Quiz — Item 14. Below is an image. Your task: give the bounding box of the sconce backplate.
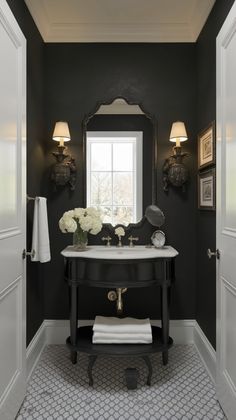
[163,149,188,192]
[51,148,76,190]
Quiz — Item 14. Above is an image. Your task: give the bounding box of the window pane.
[91,172,112,205]
[113,172,133,205]
[113,206,133,226]
[98,206,112,224]
[113,143,133,171]
[91,142,111,171]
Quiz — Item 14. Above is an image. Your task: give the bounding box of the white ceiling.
[24,0,216,43]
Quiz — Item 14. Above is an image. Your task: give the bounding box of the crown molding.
[190,0,215,41]
[43,22,194,43]
[24,0,50,39]
[24,0,215,43]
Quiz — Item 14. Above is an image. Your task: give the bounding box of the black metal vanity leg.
[70,282,78,364]
[161,283,169,366]
[163,288,171,366]
[161,261,170,366]
[162,350,168,366]
[142,356,153,386]
[71,351,77,364]
[88,355,98,386]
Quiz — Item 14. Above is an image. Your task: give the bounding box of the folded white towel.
[93,316,152,335]
[92,337,152,344]
[31,197,51,263]
[93,332,152,341]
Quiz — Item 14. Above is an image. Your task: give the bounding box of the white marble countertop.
[61,245,179,260]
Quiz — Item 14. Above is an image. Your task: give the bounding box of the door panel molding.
[216,3,236,418]
[0,1,26,418]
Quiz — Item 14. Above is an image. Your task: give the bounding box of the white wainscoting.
[26,319,216,384]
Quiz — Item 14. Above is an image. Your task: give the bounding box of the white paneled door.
[0,0,26,419]
[216,2,236,419]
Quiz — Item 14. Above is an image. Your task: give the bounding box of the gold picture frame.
[198,168,216,210]
[198,122,215,169]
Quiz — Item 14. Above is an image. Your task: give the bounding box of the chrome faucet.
[102,236,112,247]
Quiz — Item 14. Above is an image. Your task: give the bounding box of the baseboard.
[27,319,214,384]
[26,322,46,381]
[151,319,196,344]
[43,318,196,345]
[193,322,216,383]
[43,319,94,344]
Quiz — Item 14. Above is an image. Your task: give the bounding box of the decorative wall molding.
[194,322,216,383]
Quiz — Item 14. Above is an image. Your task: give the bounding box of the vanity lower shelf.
[66,326,173,386]
[66,326,173,356]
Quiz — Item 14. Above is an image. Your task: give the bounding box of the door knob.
[207,249,220,260]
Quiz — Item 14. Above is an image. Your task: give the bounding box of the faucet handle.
[102,236,112,246]
[128,235,139,247]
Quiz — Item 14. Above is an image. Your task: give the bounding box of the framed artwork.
[198,168,216,210]
[198,122,215,169]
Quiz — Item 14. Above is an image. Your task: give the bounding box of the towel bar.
[27,195,39,202]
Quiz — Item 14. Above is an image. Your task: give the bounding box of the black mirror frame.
[82,95,158,233]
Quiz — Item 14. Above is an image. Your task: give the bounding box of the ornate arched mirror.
[82,97,158,229]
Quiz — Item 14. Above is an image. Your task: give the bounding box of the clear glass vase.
[73,225,88,251]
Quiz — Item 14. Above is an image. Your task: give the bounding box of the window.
[86,131,143,226]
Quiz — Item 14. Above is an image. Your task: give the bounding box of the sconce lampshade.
[52,121,71,144]
[169,121,188,147]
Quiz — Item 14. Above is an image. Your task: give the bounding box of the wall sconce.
[163,121,189,192]
[51,121,76,190]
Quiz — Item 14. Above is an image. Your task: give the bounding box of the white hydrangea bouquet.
[59,207,102,251]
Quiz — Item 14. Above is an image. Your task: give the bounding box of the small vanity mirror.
[83,98,156,227]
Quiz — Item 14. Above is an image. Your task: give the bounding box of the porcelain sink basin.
[62,245,178,260]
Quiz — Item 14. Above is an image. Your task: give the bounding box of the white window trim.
[86,131,143,225]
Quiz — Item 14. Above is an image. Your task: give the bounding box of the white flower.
[79,215,93,232]
[115,226,125,237]
[59,215,77,233]
[74,208,85,218]
[59,217,67,233]
[63,210,75,218]
[59,206,102,236]
[90,220,102,235]
[86,207,101,218]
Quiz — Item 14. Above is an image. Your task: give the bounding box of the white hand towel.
[31,197,51,263]
[93,332,152,340]
[93,332,152,344]
[93,316,152,335]
[92,336,152,344]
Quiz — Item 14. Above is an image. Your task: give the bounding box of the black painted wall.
[196,0,235,349]
[6,0,45,344]
[7,0,233,347]
[43,43,197,322]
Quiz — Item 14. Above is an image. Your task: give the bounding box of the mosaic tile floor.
[16,345,226,420]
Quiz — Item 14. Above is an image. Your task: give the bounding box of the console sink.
[61,245,178,260]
